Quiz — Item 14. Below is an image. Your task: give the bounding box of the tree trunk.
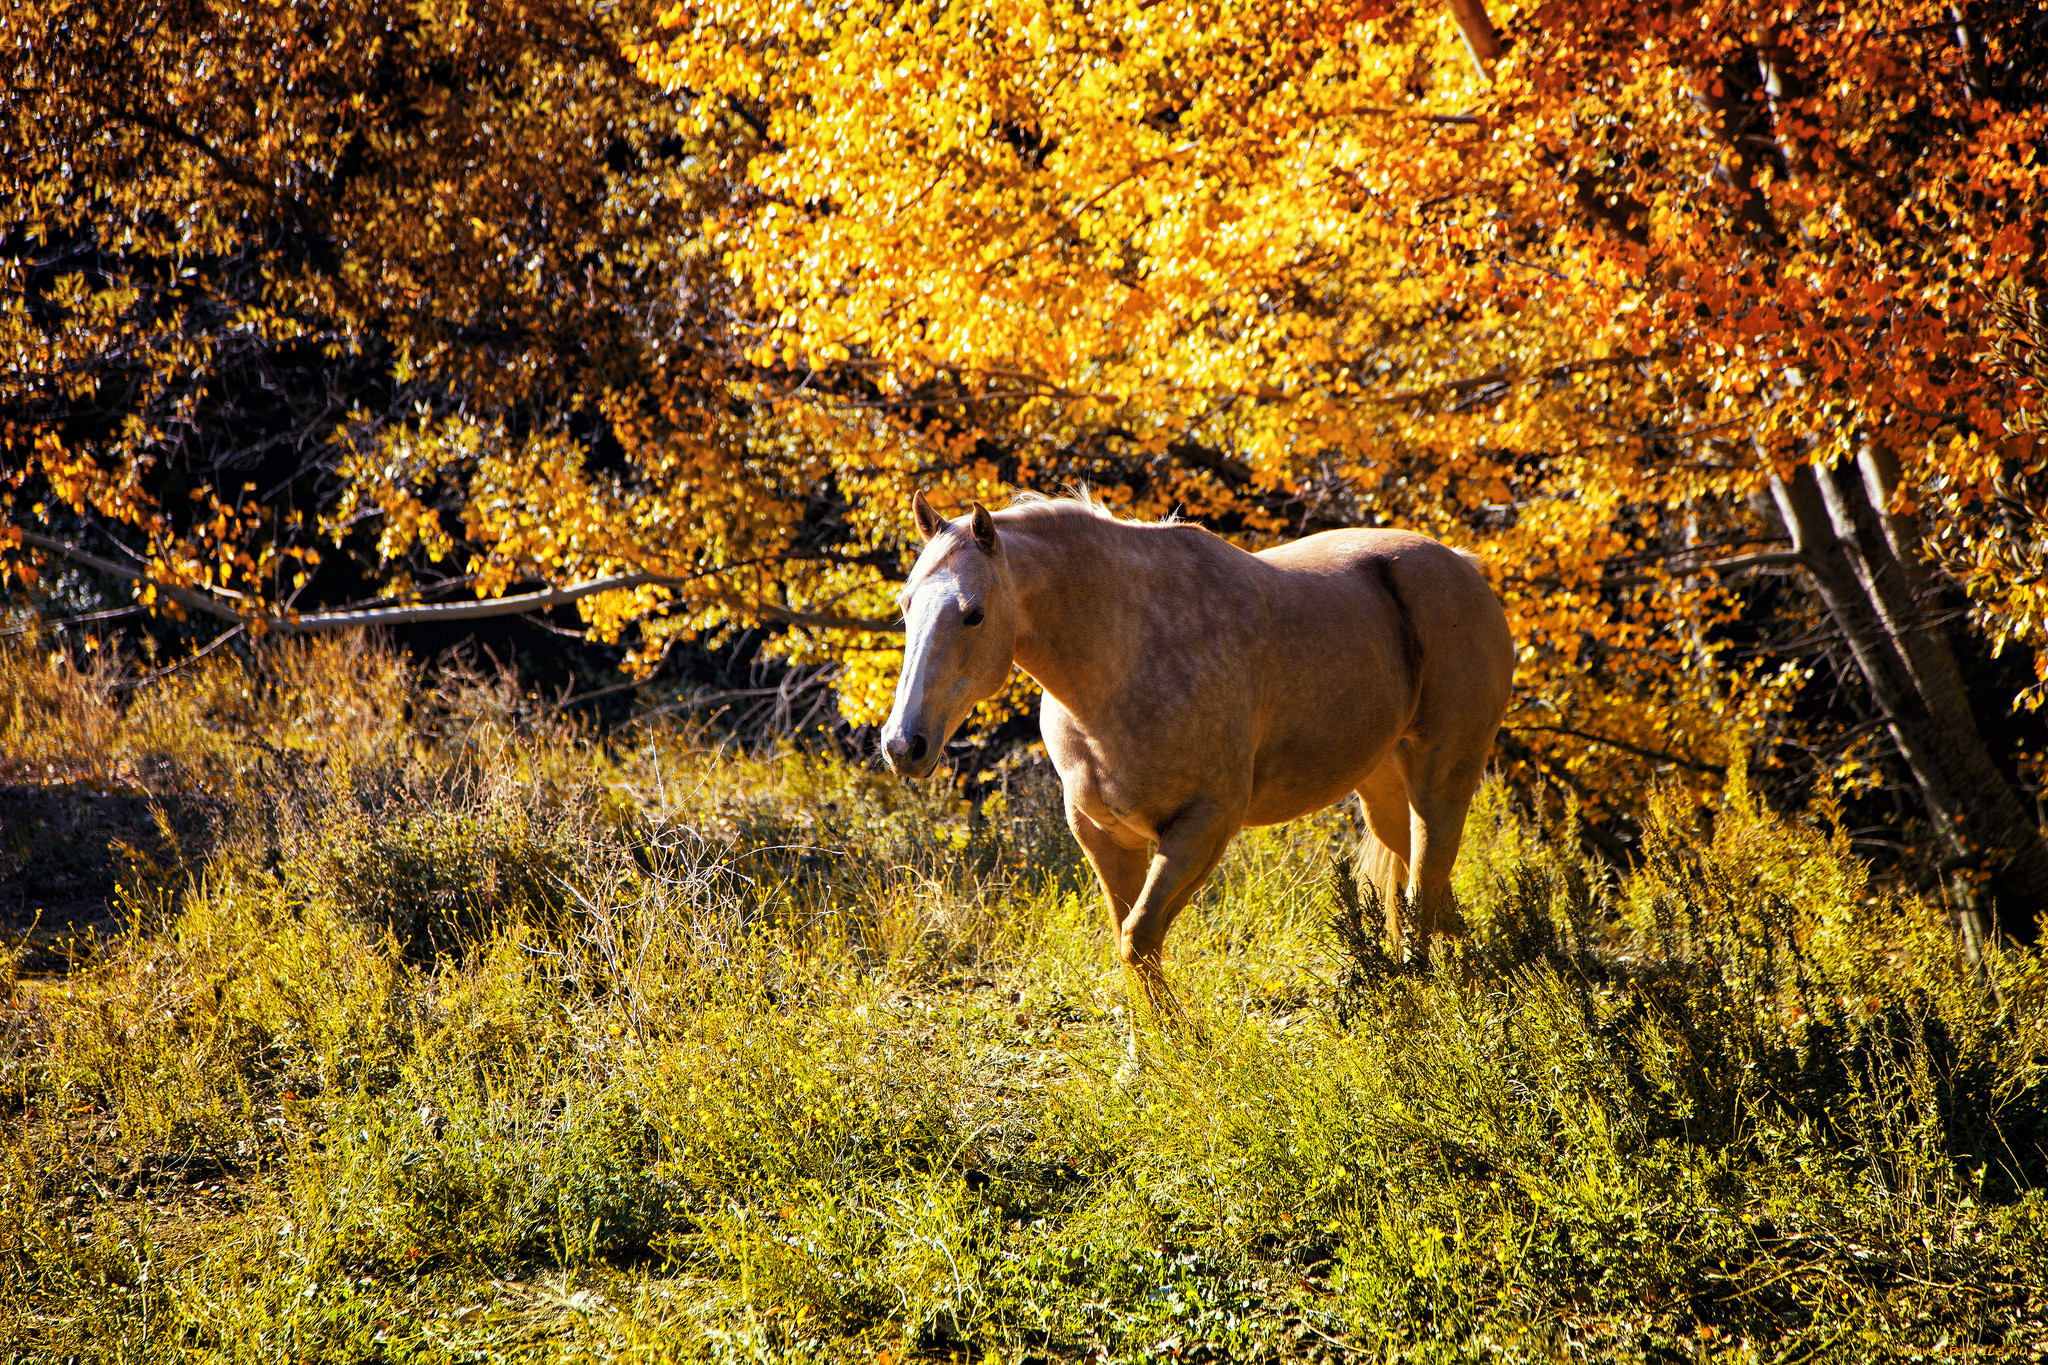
[1771,453,2048,944]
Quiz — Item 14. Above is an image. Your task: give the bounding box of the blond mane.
[1006,488,1178,524]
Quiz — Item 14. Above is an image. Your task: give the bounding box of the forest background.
[7,0,2048,929]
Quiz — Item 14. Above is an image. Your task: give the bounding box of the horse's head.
[881,490,1018,779]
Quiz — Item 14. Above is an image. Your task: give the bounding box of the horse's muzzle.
[882,729,940,780]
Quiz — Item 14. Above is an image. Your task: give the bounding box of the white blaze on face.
[891,566,958,730]
[882,557,972,775]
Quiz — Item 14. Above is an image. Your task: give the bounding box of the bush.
[314,801,586,962]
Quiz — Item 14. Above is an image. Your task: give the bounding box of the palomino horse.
[880,491,1513,990]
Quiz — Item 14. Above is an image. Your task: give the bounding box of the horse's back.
[1256,527,1486,596]
[1254,527,1506,658]
[1232,527,1512,823]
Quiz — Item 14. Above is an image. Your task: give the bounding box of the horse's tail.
[1355,828,1410,948]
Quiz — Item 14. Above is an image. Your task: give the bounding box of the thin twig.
[111,623,247,692]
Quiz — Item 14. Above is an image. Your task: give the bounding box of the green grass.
[4,633,2048,1362]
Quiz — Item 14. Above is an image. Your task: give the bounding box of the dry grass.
[4,630,2048,1363]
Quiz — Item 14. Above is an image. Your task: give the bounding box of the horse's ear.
[912,489,946,542]
[969,502,998,554]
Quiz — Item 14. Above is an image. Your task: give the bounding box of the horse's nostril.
[907,734,928,763]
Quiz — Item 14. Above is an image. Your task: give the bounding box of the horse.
[879,490,1514,998]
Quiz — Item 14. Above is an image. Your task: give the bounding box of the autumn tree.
[2,0,913,674]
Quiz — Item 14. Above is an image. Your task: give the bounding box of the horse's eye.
[963,607,985,627]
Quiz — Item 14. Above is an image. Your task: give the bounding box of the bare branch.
[1700,550,1809,574]
[112,623,247,691]
[758,602,903,634]
[1506,722,1728,775]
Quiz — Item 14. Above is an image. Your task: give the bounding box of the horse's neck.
[1004,514,1148,716]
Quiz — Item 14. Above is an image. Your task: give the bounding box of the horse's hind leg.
[1354,759,1414,948]
[1402,741,1492,954]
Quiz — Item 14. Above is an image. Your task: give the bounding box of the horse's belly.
[1242,745,1388,827]
[1241,700,1405,826]
[1242,778,1364,828]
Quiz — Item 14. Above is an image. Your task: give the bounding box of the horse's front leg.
[1067,803,1151,944]
[1118,798,1242,1018]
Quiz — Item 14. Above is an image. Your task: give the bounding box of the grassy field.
[4,634,2048,1363]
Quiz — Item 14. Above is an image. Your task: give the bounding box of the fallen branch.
[14,528,905,637]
